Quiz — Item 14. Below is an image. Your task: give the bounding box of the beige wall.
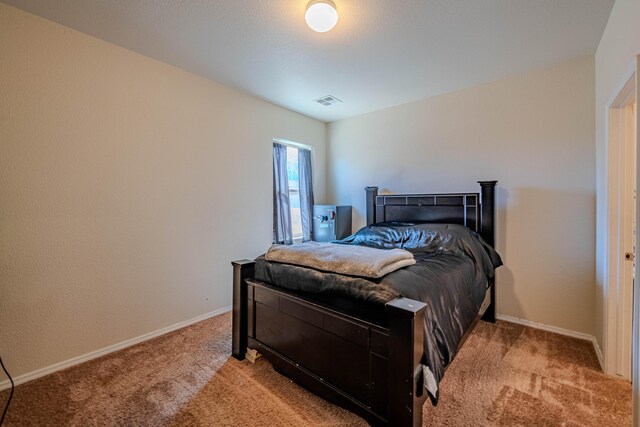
[0,4,326,379]
[328,57,596,335]
[594,0,640,357]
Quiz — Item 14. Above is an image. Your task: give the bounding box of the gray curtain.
[273,143,292,244]
[298,148,314,242]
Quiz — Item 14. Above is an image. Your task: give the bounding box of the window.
[273,141,314,244]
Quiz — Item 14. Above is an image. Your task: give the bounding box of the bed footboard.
[231,259,429,426]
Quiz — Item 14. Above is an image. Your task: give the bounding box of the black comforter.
[255,222,502,403]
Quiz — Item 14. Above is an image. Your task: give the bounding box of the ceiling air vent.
[315,95,342,106]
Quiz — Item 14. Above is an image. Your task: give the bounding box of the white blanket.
[265,242,415,279]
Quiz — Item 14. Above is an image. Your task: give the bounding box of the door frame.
[605,65,637,380]
[604,56,639,425]
[633,55,640,427]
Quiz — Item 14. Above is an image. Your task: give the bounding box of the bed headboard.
[365,181,497,246]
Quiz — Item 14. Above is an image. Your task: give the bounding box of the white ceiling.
[2,0,615,122]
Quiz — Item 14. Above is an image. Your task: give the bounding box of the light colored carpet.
[424,320,631,426]
[1,312,631,426]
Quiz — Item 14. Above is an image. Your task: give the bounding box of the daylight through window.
[286,146,303,239]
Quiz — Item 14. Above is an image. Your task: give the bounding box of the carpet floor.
[1,312,631,426]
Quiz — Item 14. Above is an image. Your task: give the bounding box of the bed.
[231,181,500,426]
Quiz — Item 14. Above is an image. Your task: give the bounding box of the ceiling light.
[305,1,338,33]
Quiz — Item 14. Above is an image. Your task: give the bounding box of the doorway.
[606,72,637,380]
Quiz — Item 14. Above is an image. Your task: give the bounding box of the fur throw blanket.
[265,241,415,278]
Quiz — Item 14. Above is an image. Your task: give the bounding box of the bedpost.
[478,180,497,324]
[232,259,255,360]
[386,297,428,426]
[478,180,497,247]
[365,186,378,226]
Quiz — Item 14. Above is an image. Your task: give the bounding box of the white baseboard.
[0,306,232,391]
[496,314,604,371]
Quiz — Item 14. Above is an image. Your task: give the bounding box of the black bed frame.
[231,181,497,426]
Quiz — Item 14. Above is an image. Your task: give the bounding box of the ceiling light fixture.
[305,0,338,33]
